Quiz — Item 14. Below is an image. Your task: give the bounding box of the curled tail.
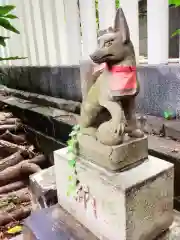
[96,100,126,146]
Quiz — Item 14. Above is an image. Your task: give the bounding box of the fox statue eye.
[104,40,113,47]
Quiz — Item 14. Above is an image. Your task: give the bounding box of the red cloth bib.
[92,63,137,96]
[109,65,137,96]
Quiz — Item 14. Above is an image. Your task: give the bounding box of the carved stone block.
[30,166,57,210]
[54,148,174,240]
[78,134,148,171]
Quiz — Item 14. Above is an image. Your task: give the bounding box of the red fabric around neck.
[107,64,137,95]
[110,65,136,73]
[92,63,137,96]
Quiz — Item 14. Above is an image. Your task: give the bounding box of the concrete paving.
[10,235,23,240]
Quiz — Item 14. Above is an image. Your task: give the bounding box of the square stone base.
[54,148,174,240]
[78,134,148,171]
[30,167,57,210]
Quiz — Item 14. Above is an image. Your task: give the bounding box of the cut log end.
[0,206,31,226]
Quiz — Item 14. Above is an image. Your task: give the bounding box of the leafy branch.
[169,0,180,6]
[67,125,81,197]
[0,5,25,61]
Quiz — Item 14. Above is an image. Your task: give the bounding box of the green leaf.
[171,29,180,37]
[0,5,16,16]
[0,36,9,47]
[68,152,75,159]
[67,139,74,146]
[68,175,73,181]
[4,14,18,19]
[72,124,80,131]
[69,131,77,137]
[169,0,180,6]
[164,111,169,119]
[69,183,76,191]
[0,56,27,61]
[7,225,22,234]
[67,138,77,148]
[67,145,73,152]
[67,183,77,196]
[0,17,20,34]
[68,159,76,167]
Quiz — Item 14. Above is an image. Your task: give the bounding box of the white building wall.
[0,0,171,66]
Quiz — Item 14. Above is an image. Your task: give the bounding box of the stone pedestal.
[54,148,174,240]
[30,167,57,210]
[78,134,148,171]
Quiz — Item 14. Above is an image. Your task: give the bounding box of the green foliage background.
[169,0,180,6]
[0,5,24,61]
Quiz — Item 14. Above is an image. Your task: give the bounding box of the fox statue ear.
[108,26,114,32]
[114,8,130,43]
[98,26,114,38]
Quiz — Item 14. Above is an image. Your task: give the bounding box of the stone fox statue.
[80,8,144,146]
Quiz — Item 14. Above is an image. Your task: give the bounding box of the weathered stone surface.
[54,148,174,240]
[159,211,180,239]
[148,135,180,159]
[136,65,180,117]
[16,209,180,240]
[148,135,180,211]
[164,120,180,141]
[1,96,37,109]
[25,125,64,156]
[78,134,148,171]
[0,95,76,143]
[0,85,81,113]
[1,65,180,116]
[0,66,82,102]
[30,166,57,210]
[23,205,98,240]
[145,115,165,135]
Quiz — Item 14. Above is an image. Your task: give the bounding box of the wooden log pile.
[0,111,47,237]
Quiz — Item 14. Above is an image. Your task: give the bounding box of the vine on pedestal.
[67,124,80,198]
[66,125,97,218]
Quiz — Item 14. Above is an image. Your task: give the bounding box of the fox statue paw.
[128,129,144,138]
[96,121,125,146]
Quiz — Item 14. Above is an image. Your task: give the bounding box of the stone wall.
[137,65,180,117]
[1,65,180,118]
[0,66,81,102]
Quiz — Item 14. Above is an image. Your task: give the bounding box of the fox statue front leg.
[122,97,144,138]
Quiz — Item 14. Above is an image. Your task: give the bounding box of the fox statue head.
[90,8,135,66]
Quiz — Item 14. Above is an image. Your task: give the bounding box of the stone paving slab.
[148,135,180,210]
[18,209,180,240]
[164,120,180,141]
[158,211,180,239]
[11,235,23,240]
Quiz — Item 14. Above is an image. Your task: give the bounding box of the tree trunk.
[0,188,30,204]
[0,140,35,157]
[0,118,20,125]
[0,206,31,226]
[0,181,26,194]
[0,124,22,134]
[0,151,24,171]
[0,130,26,144]
[29,154,46,165]
[0,113,12,121]
[0,161,41,186]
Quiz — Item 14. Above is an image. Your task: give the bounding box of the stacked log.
[0,111,47,237]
